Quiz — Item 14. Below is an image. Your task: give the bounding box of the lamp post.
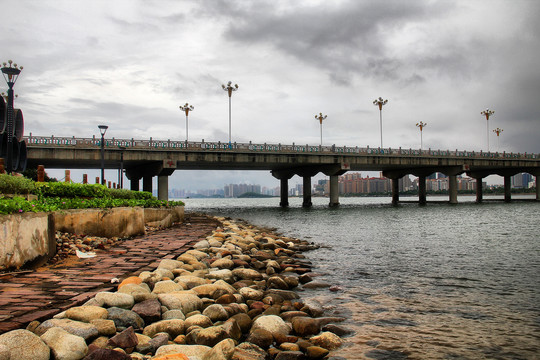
[1,60,23,174]
[118,146,126,188]
[179,103,194,142]
[493,127,503,152]
[98,125,108,185]
[480,108,494,152]
[314,113,327,146]
[222,81,238,145]
[373,97,388,148]
[416,121,427,150]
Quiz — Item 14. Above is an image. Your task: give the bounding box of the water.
[183,195,540,359]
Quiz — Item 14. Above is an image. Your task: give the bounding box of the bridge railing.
[23,134,539,160]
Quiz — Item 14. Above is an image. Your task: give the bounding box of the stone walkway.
[0,213,221,334]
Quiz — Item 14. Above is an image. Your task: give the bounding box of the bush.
[0,174,37,195]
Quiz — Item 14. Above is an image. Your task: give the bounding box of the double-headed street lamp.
[98,125,108,185]
[222,81,238,145]
[416,121,427,150]
[179,103,194,142]
[315,113,327,146]
[373,97,388,148]
[493,127,503,152]
[1,60,23,174]
[480,108,494,152]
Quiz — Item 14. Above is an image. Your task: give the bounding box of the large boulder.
[35,318,99,340]
[65,306,108,323]
[251,315,290,336]
[142,319,185,338]
[95,292,134,309]
[41,327,88,360]
[202,304,229,322]
[201,338,235,360]
[309,332,343,350]
[107,307,145,330]
[158,293,203,314]
[0,329,50,360]
[154,344,211,358]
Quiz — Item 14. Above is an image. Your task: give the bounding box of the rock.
[89,336,110,349]
[232,268,263,281]
[152,354,189,360]
[107,307,145,330]
[201,338,235,360]
[191,284,222,298]
[206,269,235,283]
[309,332,343,350]
[153,280,185,294]
[302,280,330,289]
[158,293,203,314]
[65,306,108,322]
[251,315,290,336]
[41,326,88,360]
[118,276,143,288]
[298,274,313,284]
[132,298,162,324]
[275,350,305,360]
[143,319,185,338]
[202,304,230,322]
[108,326,138,349]
[231,313,252,334]
[117,283,154,302]
[300,299,324,317]
[186,249,209,260]
[215,293,237,304]
[263,289,299,301]
[267,276,289,290]
[279,343,300,351]
[82,348,131,359]
[135,332,168,354]
[158,259,184,271]
[176,275,210,289]
[239,287,264,301]
[211,258,234,269]
[321,324,353,337]
[163,309,186,320]
[0,329,50,360]
[90,319,117,336]
[184,314,213,329]
[35,318,99,340]
[192,240,210,249]
[195,326,228,347]
[95,292,134,309]
[0,344,8,360]
[246,328,273,349]
[232,342,268,360]
[154,344,211,358]
[306,346,329,359]
[280,311,309,322]
[291,317,320,336]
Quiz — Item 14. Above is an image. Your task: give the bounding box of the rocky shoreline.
[0,216,351,360]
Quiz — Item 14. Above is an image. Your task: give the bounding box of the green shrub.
[0,174,37,195]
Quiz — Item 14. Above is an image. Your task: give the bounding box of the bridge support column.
[536,175,539,201]
[329,175,339,207]
[476,178,483,203]
[449,175,458,204]
[158,175,169,201]
[143,175,153,193]
[280,178,289,207]
[391,177,400,205]
[504,175,511,202]
[302,176,312,208]
[130,178,140,191]
[418,175,427,205]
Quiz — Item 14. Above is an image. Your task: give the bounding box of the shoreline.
[0,213,352,360]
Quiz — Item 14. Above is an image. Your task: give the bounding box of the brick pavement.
[0,213,221,334]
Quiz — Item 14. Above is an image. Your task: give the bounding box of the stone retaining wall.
[0,206,184,270]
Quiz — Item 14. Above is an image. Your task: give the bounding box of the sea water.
[184,195,539,359]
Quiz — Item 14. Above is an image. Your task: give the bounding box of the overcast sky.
[2,0,539,190]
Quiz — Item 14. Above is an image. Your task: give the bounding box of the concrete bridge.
[24,135,540,206]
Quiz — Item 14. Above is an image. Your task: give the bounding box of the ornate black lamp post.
[315,113,327,146]
[373,97,388,148]
[493,127,503,152]
[480,108,494,151]
[222,81,238,145]
[98,125,108,185]
[416,121,427,150]
[1,60,23,173]
[179,103,194,141]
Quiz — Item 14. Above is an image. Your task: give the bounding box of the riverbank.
[0,213,351,359]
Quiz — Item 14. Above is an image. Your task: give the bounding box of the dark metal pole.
[6,86,14,173]
[100,133,105,185]
[120,150,124,188]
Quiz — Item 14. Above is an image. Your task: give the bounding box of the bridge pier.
[329,175,339,207]
[391,178,399,205]
[302,176,312,208]
[418,175,427,205]
[158,175,168,201]
[143,175,153,193]
[537,175,540,201]
[504,175,512,202]
[271,170,294,208]
[476,178,483,203]
[449,175,458,204]
[130,178,140,191]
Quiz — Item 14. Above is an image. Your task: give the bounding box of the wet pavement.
[0,214,220,334]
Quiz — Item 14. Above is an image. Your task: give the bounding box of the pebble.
[2,216,352,359]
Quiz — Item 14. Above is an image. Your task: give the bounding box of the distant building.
[512,172,533,189]
[224,183,262,197]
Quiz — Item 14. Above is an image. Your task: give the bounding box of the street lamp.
[416,121,427,150]
[315,113,327,146]
[222,81,238,145]
[1,60,23,173]
[118,146,126,188]
[179,103,194,142]
[480,108,494,152]
[373,97,388,148]
[493,127,503,152]
[98,125,108,185]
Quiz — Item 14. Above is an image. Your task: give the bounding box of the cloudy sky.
[2,0,539,190]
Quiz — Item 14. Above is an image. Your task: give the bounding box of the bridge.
[24,134,540,207]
